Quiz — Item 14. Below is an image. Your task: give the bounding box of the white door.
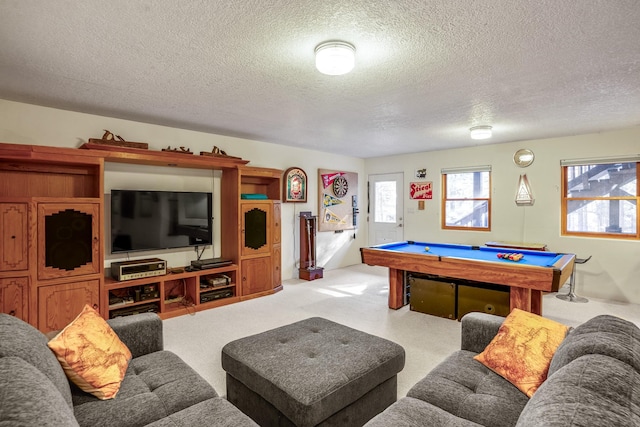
[368,173,404,246]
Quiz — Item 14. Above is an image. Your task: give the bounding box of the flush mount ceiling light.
[470,125,493,140]
[315,41,356,76]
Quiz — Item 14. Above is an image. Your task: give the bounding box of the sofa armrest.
[107,313,163,358]
[460,312,504,353]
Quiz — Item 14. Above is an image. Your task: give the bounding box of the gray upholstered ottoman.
[221,317,405,427]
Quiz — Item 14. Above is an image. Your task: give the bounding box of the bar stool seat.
[556,256,591,303]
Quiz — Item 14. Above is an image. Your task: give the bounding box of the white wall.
[2,99,638,305]
[0,99,366,281]
[365,127,640,304]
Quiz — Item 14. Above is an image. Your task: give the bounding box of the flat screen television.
[110,190,213,254]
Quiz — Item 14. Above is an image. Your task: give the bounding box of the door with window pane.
[368,173,404,245]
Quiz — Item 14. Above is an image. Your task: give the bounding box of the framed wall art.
[283,167,308,202]
[318,168,358,232]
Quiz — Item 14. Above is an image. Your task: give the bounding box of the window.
[442,166,491,230]
[374,180,397,223]
[562,156,639,239]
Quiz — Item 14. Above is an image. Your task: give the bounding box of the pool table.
[360,241,575,315]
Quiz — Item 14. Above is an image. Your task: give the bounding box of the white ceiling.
[1,1,639,158]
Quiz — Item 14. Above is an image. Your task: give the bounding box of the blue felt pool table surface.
[377,241,564,267]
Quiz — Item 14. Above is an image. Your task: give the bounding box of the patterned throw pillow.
[48,304,132,400]
[474,308,569,397]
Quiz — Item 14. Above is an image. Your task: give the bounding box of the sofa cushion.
[0,313,73,409]
[407,350,529,427]
[474,308,569,397]
[0,356,79,427]
[548,314,640,377]
[72,350,217,427]
[365,396,484,427]
[144,397,259,427]
[48,304,132,400]
[517,354,640,426]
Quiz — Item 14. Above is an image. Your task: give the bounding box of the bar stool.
[556,256,592,303]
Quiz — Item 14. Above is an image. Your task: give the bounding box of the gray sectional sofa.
[365,311,640,427]
[0,312,257,427]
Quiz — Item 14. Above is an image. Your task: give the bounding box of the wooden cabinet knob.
[11,235,16,239]
[9,310,16,316]
[92,304,99,310]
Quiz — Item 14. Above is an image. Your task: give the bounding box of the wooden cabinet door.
[0,203,28,271]
[272,245,281,289]
[241,202,272,257]
[272,201,281,245]
[241,257,272,296]
[0,277,29,321]
[272,201,281,289]
[38,279,99,332]
[37,203,100,280]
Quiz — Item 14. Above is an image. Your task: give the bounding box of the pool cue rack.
[299,212,323,281]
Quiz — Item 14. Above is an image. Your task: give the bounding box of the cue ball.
[424,246,430,251]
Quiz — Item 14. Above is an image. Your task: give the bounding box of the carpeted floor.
[163,263,640,398]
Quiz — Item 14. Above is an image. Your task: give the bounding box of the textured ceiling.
[1,1,639,158]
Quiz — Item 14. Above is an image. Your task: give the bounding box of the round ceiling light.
[470,125,493,140]
[315,41,356,76]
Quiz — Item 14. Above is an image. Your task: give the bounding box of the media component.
[111,258,167,281]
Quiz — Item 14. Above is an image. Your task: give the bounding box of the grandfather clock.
[299,212,323,281]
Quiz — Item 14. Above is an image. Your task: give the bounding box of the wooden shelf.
[105,264,239,319]
[80,143,250,169]
[109,298,160,310]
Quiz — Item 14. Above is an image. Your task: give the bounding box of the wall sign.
[283,167,307,202]
[409,181,433,199]
[515,174,534,205]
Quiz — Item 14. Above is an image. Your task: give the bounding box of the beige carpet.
[163,264,640,398]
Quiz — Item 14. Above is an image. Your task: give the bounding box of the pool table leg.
[388,268,405,309]
[510,288,542,315]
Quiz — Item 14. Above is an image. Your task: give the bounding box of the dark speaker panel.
[45,209,92,271]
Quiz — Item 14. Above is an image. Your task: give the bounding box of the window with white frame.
[561,156,639,238]
[441,166,491,230]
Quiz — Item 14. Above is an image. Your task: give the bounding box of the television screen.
[110,190,213,254]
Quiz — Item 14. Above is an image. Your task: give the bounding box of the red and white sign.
[409,181,433,199]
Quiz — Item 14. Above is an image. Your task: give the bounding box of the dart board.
[332,176,349,198]
[318,169,358,232]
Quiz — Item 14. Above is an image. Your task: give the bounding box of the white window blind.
[441,165,492,174]
[560,155,640,167]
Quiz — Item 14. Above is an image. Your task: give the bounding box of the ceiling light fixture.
[470,125,493,140]
[315,41,356,76]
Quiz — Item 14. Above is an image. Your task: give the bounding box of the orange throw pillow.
[48,304,132,400]
[474,308,569,397]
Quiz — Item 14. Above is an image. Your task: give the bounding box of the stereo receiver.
[111,258,167,281]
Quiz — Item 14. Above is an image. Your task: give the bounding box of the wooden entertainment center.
[0,142,282,332]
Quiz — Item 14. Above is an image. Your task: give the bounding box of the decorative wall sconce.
[514,149,535,167]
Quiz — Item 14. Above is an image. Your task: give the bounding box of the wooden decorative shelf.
[80,143,249,169]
